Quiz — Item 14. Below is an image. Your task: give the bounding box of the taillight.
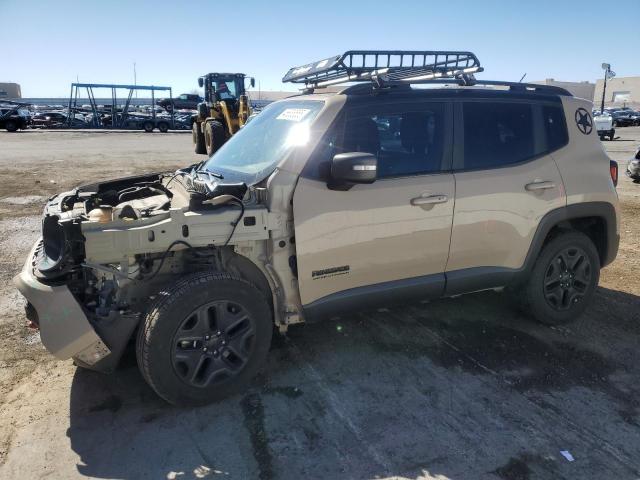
[610,160,618,187]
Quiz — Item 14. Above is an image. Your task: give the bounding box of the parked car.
[156,93,202,111]
[31,111,85,128]
[0,105,31,131]
[611,110,636,127]
[626,147,640,183]
[594,112,615,140]
[628,111,640,126]
[14,50,620,406]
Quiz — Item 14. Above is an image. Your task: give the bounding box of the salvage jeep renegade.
[15,51,620,405]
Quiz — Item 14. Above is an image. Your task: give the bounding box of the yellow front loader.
[192,73,255,155]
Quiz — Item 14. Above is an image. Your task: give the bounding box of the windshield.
[215,80,237,100]
[202,99,324,184]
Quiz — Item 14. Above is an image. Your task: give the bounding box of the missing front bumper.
[13,240,111,365]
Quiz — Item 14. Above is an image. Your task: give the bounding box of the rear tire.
[5,120,18,132]
[143,121,154,133]
[193,122,206,154]
[136,272,273,406]
[609,130,615,141]
[157,121,169,133]
[522,231,600,326]
[204,121,225,156]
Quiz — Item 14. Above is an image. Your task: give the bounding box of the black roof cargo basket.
[282,50,483,89]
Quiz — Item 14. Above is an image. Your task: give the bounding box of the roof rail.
[474,80,572,96]
[338,79,573,97]
[282,50,483,90]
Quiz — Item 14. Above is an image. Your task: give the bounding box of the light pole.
[600,63,615,113]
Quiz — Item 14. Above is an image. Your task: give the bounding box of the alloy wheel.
[543,246,592,311]
[171,300,256,387]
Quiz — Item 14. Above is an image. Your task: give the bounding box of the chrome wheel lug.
[203,347,207,352]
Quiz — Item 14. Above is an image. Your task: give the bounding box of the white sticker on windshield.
[277,108,311,122]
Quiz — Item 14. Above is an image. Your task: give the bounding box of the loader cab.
[198,73,254,105]
[193,73,256,156]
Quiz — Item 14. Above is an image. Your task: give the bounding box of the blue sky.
[1,0,639,97]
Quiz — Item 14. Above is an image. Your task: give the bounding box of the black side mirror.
[329,152,377,189]
[250,77,255,88]
[198,77,204,88]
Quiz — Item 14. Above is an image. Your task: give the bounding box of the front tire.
[5,120,18,132]
[193,122,206,154]
[136,272,273,406]
[522,231,600,326]
[143,121,154,133]
[204,120,225,156]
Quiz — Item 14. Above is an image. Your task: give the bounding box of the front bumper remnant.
[13,241,110,365]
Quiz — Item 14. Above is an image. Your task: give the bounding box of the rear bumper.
[13,240,110,365]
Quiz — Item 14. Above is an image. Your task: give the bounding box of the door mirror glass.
[250,77,255,88]
[329,152,377,189]
[198,77,204,88]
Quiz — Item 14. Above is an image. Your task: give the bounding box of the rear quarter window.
[543,104,568,151]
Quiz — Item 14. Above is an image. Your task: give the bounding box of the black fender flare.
[520,201,619,275]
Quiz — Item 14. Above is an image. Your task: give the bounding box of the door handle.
[410,194,448,206]
[525,181,555,191]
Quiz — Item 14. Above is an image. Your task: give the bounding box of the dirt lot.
[0,129,638,480]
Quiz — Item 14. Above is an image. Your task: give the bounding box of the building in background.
[531,79,595,101]
[0,83,22,99]
[594,76,640,109]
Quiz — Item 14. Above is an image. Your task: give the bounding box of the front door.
[293,100,455,308]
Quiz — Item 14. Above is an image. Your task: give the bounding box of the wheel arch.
[521,202,619,277]
[222,251,275,311]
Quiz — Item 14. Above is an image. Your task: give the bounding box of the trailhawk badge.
[575,108,593,135]
[312,265,350,280]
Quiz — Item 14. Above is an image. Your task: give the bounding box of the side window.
[543,104,568,151]
[462,102,541,170]
[342,103,447,178]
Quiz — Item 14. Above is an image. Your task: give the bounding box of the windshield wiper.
[195,169,224,180]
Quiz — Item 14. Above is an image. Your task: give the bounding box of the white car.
[626,147,640,183]
[594,112,615,141]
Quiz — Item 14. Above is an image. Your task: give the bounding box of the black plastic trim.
[522,201,619,270]
[445,268,517,296]
[302,273,444,321]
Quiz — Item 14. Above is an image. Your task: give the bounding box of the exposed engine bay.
[31,166,277,369]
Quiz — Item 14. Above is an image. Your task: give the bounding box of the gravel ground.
[0,128,638,480]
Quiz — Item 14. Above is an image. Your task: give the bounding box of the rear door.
[293,99,455,307]
[446,98,567,293]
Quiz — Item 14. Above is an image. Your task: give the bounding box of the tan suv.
[14,51,620,405]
